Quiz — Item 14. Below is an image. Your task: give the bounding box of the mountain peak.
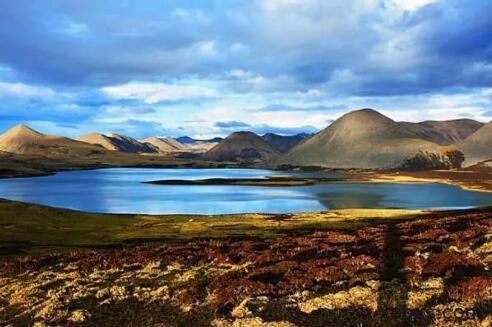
[229,131,258,138]
[2,124,43,138]
[339,108,392,122]
[330,108,397,135]
[203,131,279,162]
[225,131,263,142]
[106,132,126,139]
[276,108,440,169]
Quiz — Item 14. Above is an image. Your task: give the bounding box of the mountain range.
[78,133,220,154]
[78,133,158,154]
[278,109,440,169]
[175,136,223,152]
[0,125,104,157]
[277,109,488,169]
[0,108,490,169]
[399,119,484,145]
[261,133,310,153]
[176,136,224,144]
[202,131,281,163]
[140,137,187,153]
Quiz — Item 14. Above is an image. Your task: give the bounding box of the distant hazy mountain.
[261,133,310,153]
[276,109,446,169]
[175,136,223,152]
[0,124,103,157]
[202,131,280,163]
[78,133,157,154]
[140,137,186,153]
[399,119,483,145]
[176,136,223,144]
[458,122,492,166]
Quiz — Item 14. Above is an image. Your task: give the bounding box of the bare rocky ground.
[1,209,491,327]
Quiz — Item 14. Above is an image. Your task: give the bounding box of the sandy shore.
[366,169,492,193]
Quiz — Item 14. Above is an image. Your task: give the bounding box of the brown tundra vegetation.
[1,209,492,326]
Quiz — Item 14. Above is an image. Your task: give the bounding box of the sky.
[0,0,491,139]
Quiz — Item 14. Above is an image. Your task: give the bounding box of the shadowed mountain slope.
[458,122,492,166]
[202,131,280,163]
[77,133,120,151]
[262,133,310,153]
[141,137,186,153]
[78,133,157,154]
[400,119,483,145]
[276,109,446,169]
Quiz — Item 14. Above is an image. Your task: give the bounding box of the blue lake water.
[0,168,491,214]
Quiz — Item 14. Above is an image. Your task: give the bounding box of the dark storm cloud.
[0,1,217,85]
[0,0,491,93]
[348,0,492,95]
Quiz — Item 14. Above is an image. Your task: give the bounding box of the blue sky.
[0,0,491,138]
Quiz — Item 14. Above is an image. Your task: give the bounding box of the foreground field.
[0,199,420,256]
[0,201,491,326]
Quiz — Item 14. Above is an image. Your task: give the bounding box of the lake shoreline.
[0,197,429,257]
[367,169,492,193]
[2,196,492,257]
[2,151,491,194]
[143,170,492,194]
[2,167,491,215]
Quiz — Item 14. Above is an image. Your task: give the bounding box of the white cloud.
[341,89,492,123]
[385,0,437,12]
[222,70,299,93]
[197,41,218,57]
[101,82,217,104]
[0,81,58,99]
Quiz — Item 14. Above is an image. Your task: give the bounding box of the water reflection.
[316,191,386,210]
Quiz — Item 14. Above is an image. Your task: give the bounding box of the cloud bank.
[0,0,491,137]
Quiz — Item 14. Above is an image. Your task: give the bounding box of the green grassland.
[0,198,426,256]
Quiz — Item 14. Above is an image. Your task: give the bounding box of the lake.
[0,168,491,214]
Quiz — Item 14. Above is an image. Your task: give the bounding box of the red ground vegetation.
[1,209,491,326]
